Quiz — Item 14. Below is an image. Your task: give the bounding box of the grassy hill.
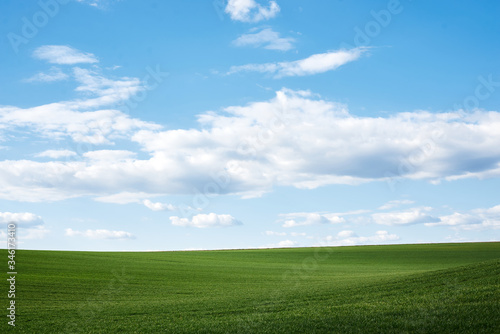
[2,242,499,333]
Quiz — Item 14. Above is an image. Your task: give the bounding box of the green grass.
[2,242,499,333]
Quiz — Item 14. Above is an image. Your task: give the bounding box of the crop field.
[1,242,499,333]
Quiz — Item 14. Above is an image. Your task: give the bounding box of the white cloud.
[378,199,415,210]
[35,149,77,159]
[233,27,294,51]
[228,47,367,78]
[280,212,345,227]
[170,213,242,228]
[372,207,440,226]
[0,212,44,227]
[33,45,98,65]
[225,0,279,22]
[25,67,69,83]
[65,228,134,239]
[143,199,176,211]
[1,65,159,145]
[71,67,144,109]
[0,105,158,144]
[320,230,400,246]
[3,84,500,203]
[426,204,500,230]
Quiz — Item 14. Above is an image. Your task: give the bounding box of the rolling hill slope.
[2,242,499,333]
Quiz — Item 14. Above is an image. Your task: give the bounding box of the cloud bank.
[2,89,500,202]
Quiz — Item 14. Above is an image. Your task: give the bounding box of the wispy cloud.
[25,66,69,83]
[378,199,415,210]
[225,0,280,23]
[33,45,98,65]
[233,27,295,51]
[170,213,242,228]
[1,64,159,145]
[65,228,135,239]
[228,47,367,78]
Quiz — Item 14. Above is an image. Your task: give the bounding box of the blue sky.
[1,0,499,251]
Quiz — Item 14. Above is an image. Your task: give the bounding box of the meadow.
[1,242,499,333]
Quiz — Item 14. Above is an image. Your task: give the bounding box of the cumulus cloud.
[225,0,280,22]
[280,212,345,227]
[321,230,400,246]
[169,213,242,228]
[228,48,367,78]
[35,149,77,159]
[2,86,500,203]
[0,212,44,227]
[65,228,134,239]
[33,45,98,65]
[25,67,69,83]
[372,207,440,226]
[143,199,176,211]
[233,27,294,51]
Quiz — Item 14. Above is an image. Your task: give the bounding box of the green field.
[2,242,499,333]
